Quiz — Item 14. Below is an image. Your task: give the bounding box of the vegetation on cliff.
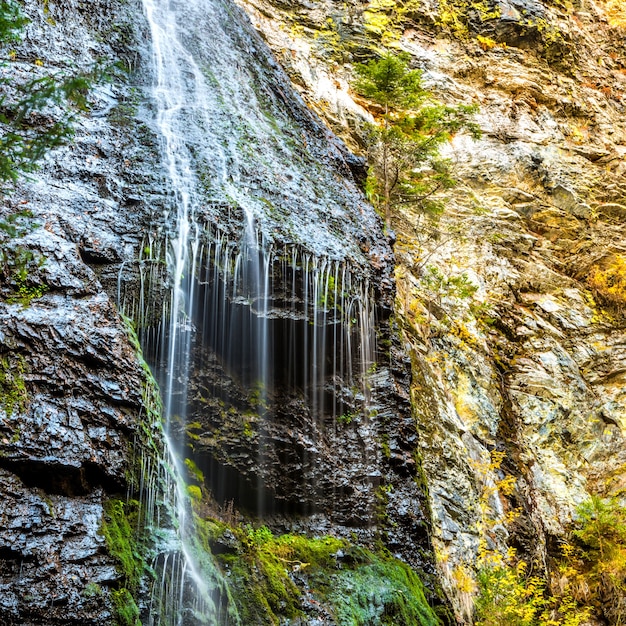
[195,518,443,626]
[352,51,479,229]
[101,499,143,626]
[0,0,100,304]
[473,495,626,625]
[0,0,98,185]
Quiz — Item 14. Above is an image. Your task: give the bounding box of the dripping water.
[118,0,381,621]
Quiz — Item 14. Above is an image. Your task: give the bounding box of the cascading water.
[119,0,386,622]
[138,0,237,623]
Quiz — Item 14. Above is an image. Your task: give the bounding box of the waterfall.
[118,0,381,622]
[138,0,234,623]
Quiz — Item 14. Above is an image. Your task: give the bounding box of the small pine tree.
[573,496,626,624]
[0,0,97,185]
[0,0,100,300]
[352,51,480,230]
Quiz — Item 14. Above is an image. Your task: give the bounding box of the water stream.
[125,0,380,622]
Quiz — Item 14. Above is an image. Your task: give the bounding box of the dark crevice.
[196,451,320,518]
[0,459,125,496]
[0,546,26,561]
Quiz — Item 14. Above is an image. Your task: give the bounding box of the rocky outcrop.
[232,0,626,620]
[0,0,160,623]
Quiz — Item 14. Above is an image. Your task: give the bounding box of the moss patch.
[101,499,144,626]
[110,588,141,626]
[212,525,441,626]
[0,354,28,417]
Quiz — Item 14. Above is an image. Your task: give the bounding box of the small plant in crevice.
[337,410,357,425]
[0,353,28,418]
[82,582,103,599]
[0,210,48,305]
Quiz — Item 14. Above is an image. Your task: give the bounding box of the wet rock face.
[0,471,115,625]
[161,252,434,571]
[185,324,421,524]
[129,0,424,575]
[0,280,147,623]
[0,0,159,623]
[0,287,141,491]
[3,0,432,622]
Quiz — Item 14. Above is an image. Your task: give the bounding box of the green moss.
[211,524,440,626]
[380,433,391,458]
[1,212,48,306]
[120,314,163,458]
[111,588,141,626]
[223,527,305,624]
[102,499,144,590]
[185,457,205,484]
[325,552,441,626]
[187,484,202,502]
[242,419,254,438]
[101,499,145,625]
[0,354,28,417]
[186,420,202,441]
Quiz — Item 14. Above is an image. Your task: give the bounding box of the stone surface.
[4,0,626,623]
[232,0,626,620]
[0,0,157,623]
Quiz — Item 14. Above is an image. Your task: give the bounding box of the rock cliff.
[0,0,162,623]
[232,0,626,620]
[2,0,626,624]
[1,0,437,623]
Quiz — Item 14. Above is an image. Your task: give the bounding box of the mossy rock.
[213,525,441,626]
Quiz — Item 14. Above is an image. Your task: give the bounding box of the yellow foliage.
[606,0,626,28]
[453,563,478,594]
[475,548,591,626]
[437,0,501,37]
[587,254,626,308]
[476,35,505,50]
[363,0,422,44]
